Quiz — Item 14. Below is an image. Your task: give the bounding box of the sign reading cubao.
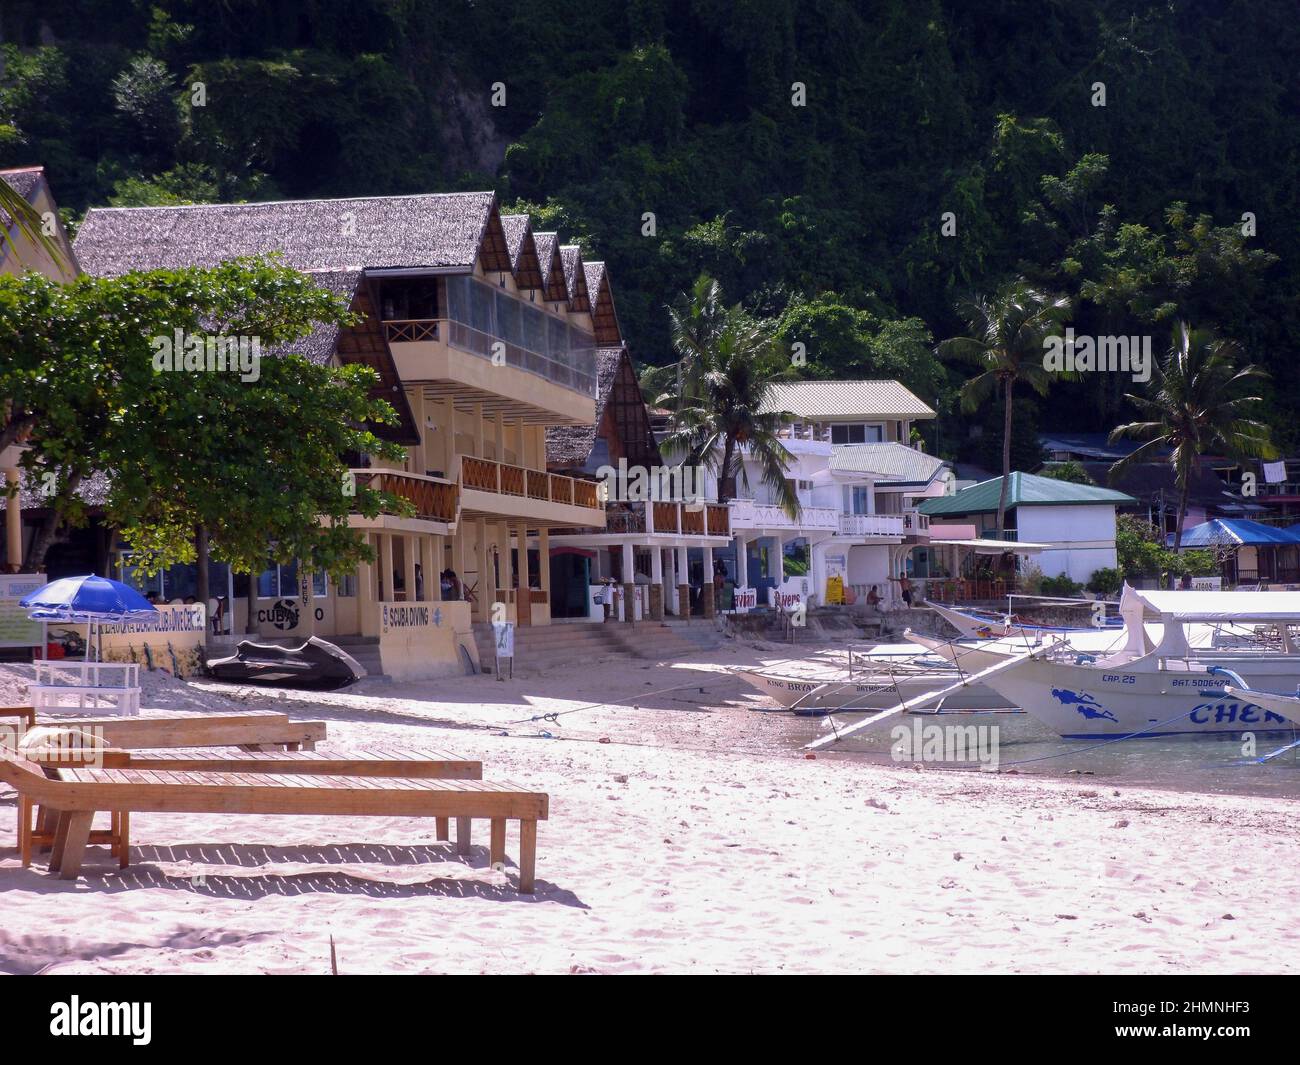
[0,573,46,648]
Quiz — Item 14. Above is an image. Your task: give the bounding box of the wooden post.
[455,816,471,856]
[519,820,537,894]
[56,812,96,880]
[490,818,506,866]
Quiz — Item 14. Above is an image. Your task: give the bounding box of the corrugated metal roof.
[761,380,935,420]
[1171,518,1300,548]
[830,442,946,485]
[919,471,1136,516]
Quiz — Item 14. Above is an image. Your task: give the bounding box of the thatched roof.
[533,232,570,304]
[584,261,621,345]
[560,245,590,312]
[500,213,544,291]
[267,269,364,365]
[546,348,626,468]
[73,191,504,276]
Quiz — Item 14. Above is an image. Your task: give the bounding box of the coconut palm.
[0,181,65,265]
[658,285,800,518]
[1108,321,1276,553]
[938,280,1073,535]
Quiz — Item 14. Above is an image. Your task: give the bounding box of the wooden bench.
[20,745,486,870]
[1,751,547,893]
[28,711,328,751]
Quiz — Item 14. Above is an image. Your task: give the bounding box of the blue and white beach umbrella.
[20,575,157,660]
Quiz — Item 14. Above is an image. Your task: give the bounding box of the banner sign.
[0,573,46,648]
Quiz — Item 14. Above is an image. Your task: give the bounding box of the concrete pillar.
[499,521,513,621]
[473,402,485,459]
[357,532,375,634]
[425,535,440,601]
[771,535,785,585]
[442,399,456,477]
[403,534,418,602]
[735,535,748,589]
[650,546,664,620]
[701,545,715,618]
[538,527,551,619]
[676,546,690,618]
[516,521,529,624]
[412,388,427,473]
[621,542,635,624]
[4,467,20,571]
[493,411,505,462]
[379,533,394,604]
[474,518,489,622]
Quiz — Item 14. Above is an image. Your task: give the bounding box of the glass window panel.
[548,316,567,359]
[470,280,494,334]
[257,567,278,597]
[495,290,521,346]
[446,275,468,322]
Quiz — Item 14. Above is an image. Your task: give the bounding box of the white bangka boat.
[928,601,1122,641]
[972,586,1300,738]
[735,659,1014,715]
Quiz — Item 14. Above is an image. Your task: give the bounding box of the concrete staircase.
[470,619,721,674]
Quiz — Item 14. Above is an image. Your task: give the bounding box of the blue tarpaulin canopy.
[1169,518,1300,549]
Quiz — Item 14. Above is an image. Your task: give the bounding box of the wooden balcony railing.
[383,319,440,343]
[652,501,679,533]
[681,507,705,535]
[458,456,602,511]
[350,469,458,523]
[706,504,730,537]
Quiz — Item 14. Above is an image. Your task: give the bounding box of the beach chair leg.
[490,818,506,867]
[49,811,74,873]
[109,812,119,856]
[518,820,537,894]
[56,812,95,880]
[36,805,56,851]
[455,816,471,856]
[436,816,449,841]
[119,811,129,869]
[19,795,32,868]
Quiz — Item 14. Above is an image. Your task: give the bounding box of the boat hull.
[736,669,1012,714]
[981,657,1299,738]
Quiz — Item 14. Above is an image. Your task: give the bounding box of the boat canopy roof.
[1121,584,1300,622]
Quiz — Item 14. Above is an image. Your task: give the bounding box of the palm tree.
[938,280,1073,536]
[658,279,800,518]
[0,180,66,265]
[1108,321,1276,553]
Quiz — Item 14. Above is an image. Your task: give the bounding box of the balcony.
[458,455,604,526]
[901,509,930,535]
[728,499,839,533]
[838,513,905,537]
[349,469,458,528]
[598,500,730,538]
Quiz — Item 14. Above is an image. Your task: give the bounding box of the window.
[256,561,328,598]
[376,278,439,321]
[830,424,885,445]
[850,486,872,515]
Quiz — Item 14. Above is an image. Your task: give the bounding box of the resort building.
[545,346,733,621]
[919,471,1135,588]
[70,191,619,677]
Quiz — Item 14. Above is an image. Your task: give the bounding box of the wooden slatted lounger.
[0,751,548,893]
[21,746,486,872]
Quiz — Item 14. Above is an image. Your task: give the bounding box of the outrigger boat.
[928,601,1122,641]
[970,586,1300,738]
[736,660,1014,715]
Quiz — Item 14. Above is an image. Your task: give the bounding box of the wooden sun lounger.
[0,751,548,892]
[27,710,328,751]
[21,746,487,869]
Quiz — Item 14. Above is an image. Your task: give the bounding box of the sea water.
[791,708,1300,799]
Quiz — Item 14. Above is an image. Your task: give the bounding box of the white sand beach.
[2,639,1297,975]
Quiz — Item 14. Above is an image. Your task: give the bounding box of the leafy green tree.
[1038,460,1093,484]
[658,276,799,516]
[1109,323,1275,552]
[939,280,1072,534]
[0,258,409,578]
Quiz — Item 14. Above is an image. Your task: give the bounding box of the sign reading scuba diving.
[0,573,46,647]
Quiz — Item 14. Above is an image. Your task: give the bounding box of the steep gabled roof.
[1,164,80,277]
[584,260,621,345]
[500,213,543,291]
[763,380,936,421]
[532,232,569,305]
[73,191,502,276]
[546,347,642,471]
[560,245,590,312]
[920,471,1136,516]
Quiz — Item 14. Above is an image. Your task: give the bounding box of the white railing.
[838,513,905,536]
[728,500,839,532]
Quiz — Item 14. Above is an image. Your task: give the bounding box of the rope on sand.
[501,679,724,727]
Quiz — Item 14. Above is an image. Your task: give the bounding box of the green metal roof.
[918,471,1136,516]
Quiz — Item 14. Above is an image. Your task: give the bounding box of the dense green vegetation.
[3,0,1297,460]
